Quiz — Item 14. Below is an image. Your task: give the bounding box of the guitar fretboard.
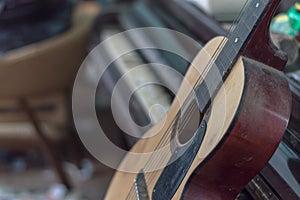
[196,0,273,113]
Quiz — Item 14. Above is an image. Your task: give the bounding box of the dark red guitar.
[105,0,292,199]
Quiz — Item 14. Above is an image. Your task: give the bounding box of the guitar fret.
[237,21,250,41]
[261,0,269,6]
[215,53,229,71]
[243,10,258,30]
[215,60,226,74]
[250,0,266,19]
[216,57,230,76]
[216,46,233,70]
[241,18,251,32]
[225,41,238,58]
[249,6,259,18]
[214,59,226,77]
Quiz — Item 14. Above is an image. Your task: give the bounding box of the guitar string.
[125,0,256,198]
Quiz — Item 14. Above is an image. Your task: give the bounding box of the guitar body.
[105,37,291,199]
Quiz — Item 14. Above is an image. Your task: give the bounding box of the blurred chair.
[0,2,100,189]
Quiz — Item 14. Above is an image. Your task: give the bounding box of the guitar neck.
[196,0,282,113]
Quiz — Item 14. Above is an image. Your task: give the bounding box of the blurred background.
[0,0,299,199]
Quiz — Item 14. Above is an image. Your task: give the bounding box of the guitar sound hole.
[177,99,203,145]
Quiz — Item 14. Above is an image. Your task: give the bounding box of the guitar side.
[104,37,291,200]
[183,57,291,199]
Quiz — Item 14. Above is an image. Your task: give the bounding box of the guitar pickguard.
[152,121,207,200]
[134,170,150,200]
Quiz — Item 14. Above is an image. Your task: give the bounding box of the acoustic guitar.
[105,0,292,199]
